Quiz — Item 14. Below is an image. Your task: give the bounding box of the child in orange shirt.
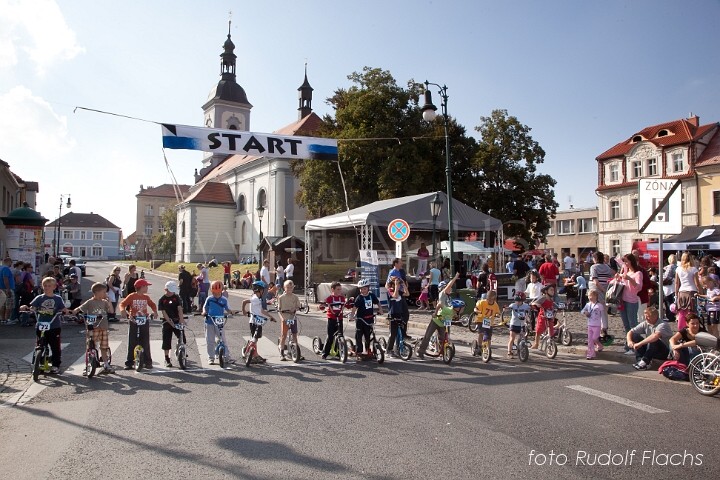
[119,278,158,370]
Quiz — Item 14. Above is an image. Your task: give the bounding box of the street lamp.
[430,191,442,266]
[55,194,72,257]
[421,81,455,279]
[257,204,265,266]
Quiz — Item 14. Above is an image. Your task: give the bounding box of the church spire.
[297,63,313,120]
[220,19,236,81]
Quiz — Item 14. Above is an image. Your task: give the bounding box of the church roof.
[199,112,326,182]
[183,181,235,205]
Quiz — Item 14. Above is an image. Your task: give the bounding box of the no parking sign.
[388,218,410,258]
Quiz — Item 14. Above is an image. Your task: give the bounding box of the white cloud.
[0,85,76,164]
[0,0,84,75]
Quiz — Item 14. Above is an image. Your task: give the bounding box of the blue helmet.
[438,281,448,290]
[252,280,267,291]
[450,298,465,309]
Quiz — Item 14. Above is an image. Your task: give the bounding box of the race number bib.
[443,319,452,327]
[37,321,51,332]
[516,311,526,320]
[482,317,492,329]
[364,298,373,309]
[545,310,555,319]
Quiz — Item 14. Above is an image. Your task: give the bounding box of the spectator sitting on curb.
[627,306,673,370]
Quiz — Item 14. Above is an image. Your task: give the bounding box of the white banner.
[161,123,338,160]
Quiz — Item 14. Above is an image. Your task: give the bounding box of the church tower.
[297,63,313,120]
[200,21,252,171]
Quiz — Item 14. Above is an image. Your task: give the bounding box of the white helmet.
[164,281,179,294]
[357,279,371,288]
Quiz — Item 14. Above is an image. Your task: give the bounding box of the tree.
[467,109,557,249]
[293,67,475,218]
[150,207,177,260]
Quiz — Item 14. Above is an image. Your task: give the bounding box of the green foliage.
[150,207,177,257]
[467,109,558,248]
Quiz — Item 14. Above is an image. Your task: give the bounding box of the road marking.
[22,343,70,363]
[565,385,668,414]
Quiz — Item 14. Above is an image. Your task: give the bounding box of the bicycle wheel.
[545,339,558,359]
[217,345,226,368]
[289,343,300,363]
[561,328,573,346]
[470,340,479,357]
[32,348,42,382]
[177,345,187,370]
[134,347,144,372]
[374,342,385,364]
[399,341,413,361]
[442,343,454,364]
[425,335,441,357]
[689,353,720,396]
[481,341,492,363]
[244,344,253,367]
[312,337,323,355]
[300,302,310,314]
[378,337,387,351]
[518,341,529,362]
[86,351,98,378]
[338,337,347,363]
[459,314,471,328]
[468,313,479,332]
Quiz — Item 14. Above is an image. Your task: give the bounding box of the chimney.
[688,112,699,127]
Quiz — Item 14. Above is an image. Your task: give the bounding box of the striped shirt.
[589,263,614,293]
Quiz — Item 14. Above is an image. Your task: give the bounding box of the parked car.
[63,257,87,276]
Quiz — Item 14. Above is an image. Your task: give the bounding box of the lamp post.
[55,194,72,257]
[421,81,454,278]
[257,204,265,266]
[430,191,442,266]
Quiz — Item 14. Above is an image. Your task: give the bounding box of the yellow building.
[695,129,720,226]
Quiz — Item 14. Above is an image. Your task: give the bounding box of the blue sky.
[1,0,718,236]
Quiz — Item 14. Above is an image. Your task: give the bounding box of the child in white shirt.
[581,289,604,359]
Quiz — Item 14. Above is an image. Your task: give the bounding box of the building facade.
[542,207,598,260]
[694,128,720,226]
[596,115,718,257]
[135,184,191,260]
[0,159,39,256]
[45,212,122,259]
[174,26,319,263]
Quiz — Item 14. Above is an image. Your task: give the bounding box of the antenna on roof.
[568,195,573,209]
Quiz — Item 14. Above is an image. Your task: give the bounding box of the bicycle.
[694,295,709,331]
[32,319,54,382]
[687,332,720,396]
[82,314,102,378]
[243,314,269,367]
[378,317,413,360]
[537,327,558,359]
[298,287,315,314]
[277,314,302,363]
[470,314,504,363]
[131,315,150,372]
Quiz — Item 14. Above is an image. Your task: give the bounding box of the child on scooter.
[119,278,158,370]
[530,284,556,350]
[474,289,500,351]
[75,282,115,373]
[203,280,239,365]
[504,292,530,358]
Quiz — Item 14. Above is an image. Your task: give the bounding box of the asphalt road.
[1,263,718,479]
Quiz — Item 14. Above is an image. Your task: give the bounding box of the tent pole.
[658,234,664,318]
[305,228,312,299]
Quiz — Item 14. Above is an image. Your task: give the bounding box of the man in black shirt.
[177,265,194,312]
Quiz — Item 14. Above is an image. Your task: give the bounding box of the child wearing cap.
[158,281,185,368]
[75,283,115,373]
[119,278,158,370]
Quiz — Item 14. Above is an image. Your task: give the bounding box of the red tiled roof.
[137,184,192,198]
[596,172,695,192]
[47,212,120,229]
[695,129,720,168]
[201,112,327,182]
[597,117,717,160]
[184,181,235,205]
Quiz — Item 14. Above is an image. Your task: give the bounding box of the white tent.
[439,241,496,256]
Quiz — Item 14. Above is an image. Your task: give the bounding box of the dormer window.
[632,135,643,143]
[657,129,669,137]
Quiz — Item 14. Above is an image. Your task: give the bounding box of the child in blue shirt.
[202,281,238,365]
[504,292,531,358]
[21,277,68,374]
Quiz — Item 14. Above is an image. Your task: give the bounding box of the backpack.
[658,360,688,381]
